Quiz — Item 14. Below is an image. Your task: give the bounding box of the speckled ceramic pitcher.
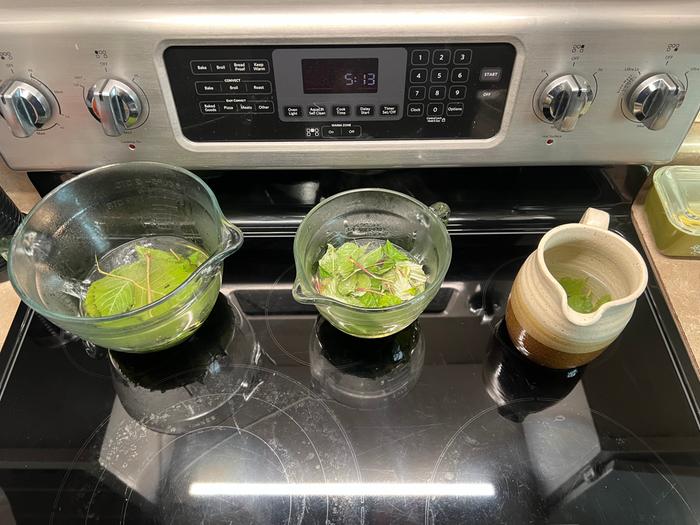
[505,208,648,369]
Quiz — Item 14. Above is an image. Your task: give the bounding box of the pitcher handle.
[0,235,11,262]
[579,208,610,230]
[429,202,451,226]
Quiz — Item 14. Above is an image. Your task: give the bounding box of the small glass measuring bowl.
[293,188,452,338]
[2,162,243,352]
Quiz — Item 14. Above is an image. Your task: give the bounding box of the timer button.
[410,69,428,84]
[356,105,375,117]
[411,50,430,66]
[380,104,400,116]
[432,49,451,65]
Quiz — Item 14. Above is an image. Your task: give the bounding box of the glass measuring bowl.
[293,188,451,338]
[3,162,243,352]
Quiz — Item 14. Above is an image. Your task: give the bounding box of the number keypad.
[406,46,472,119]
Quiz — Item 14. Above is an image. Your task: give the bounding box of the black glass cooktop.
[2,167,700,524]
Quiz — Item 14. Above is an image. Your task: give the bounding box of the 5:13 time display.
[302,58,379,94]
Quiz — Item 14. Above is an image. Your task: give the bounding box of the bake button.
[191,61,211,74]
[251,60,270,73]
[249,81,272,94]
[237,102,254,113]
[199,102,220,113]
[195,81,220,95]
[406,103,424,117]
[254,101,274,113]
[380,104,399,116]
[307,105,328,117]
[211,62,229,73]
[430,68,448,83]
[408,86,426,100]
[480,67,502,82]
[429,85,447,100]
[432,49,451,65]
[409,68,428,84]
[342,125,361,138]
[427,103,444,116]
[411,49,430,66]
[449,85,467,100]
[231,61,248,73]
[446,102,464,116]
[451,68,469,83]
[453,49,472,65]
[322,126,341,138]
[285,105,303,117]
[357,105,375,117]
[220,103,237,113]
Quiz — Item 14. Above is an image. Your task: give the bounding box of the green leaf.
[359,246,383,268]
[567,294,594,314]
[383,240,409,262]
[318,244,337,276]
[558,276,588,297]
[84,275,135,316]
[85,246,206,318]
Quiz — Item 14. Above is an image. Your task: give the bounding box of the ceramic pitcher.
[505,208,648,368]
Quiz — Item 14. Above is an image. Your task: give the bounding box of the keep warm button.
[342,125,362,138]
[380,104,400,116]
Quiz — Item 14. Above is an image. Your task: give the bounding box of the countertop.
[0,156,698,380]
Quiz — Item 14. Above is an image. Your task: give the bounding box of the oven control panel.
[163,44,515,141]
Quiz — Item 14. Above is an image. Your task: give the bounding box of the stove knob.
[85,78,147,136]
[536,74,594,132]
[623,73,686,130]
[0,79,54,138]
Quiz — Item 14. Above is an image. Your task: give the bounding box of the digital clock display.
[302,58,378,94]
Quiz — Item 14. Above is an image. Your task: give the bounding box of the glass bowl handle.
[429,202,451,226]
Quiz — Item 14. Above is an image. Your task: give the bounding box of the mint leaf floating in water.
[314,240,427,308]
[83,243,208,317]
[557,276,612,314]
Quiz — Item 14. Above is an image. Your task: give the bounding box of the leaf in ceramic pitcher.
[558,276,589,297]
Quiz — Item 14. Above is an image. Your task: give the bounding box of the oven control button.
[535,74,593,132]
[357,105,375,117]
[380,105,399,116]
[407,103,424,117]
[285,106,303,117]
[622,73,686,130]
[85,78,148,136]
[307,105,328,117]
[0,79,55,138]
[333,105,351,117]
[322,126,341,138]
[342,125,361,137]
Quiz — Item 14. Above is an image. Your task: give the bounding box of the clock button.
[407,103,424,117]
[357,105,375,116]
[410,68,428,84]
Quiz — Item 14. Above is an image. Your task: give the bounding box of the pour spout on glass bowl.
[195,219,244,278]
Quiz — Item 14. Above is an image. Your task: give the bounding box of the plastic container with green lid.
[645,166,700,257]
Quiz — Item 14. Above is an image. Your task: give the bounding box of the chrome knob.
[0,80,54,138]
[623,73,686,130]
[536,74,594,132]
[85,78,146,136]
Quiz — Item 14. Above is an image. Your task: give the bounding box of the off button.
[342,125,361,138]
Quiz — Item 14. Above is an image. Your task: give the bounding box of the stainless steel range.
[0,0,699,170]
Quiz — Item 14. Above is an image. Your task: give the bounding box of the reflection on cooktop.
[310,316,425,409]
[0,233,698,524]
